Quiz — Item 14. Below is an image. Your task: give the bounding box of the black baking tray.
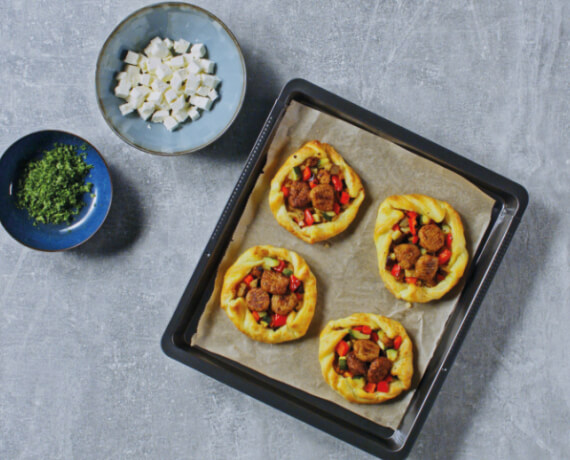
[161,79,528,458]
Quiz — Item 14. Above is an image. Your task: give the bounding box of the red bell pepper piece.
[391,264,402,278]
[335,340,349,357]
[340,191,350,205]
[304,209,314,226]
[446,233,453,248]
[384,375,393,383]
[273,259,286,273]
[289,274,301,292]
[295,292,303,301]
[309,180,318,189]
[411,235,418,244]
[252,311,260,322]
[243,274,254,285]
[331,175,342,192]
[302,166,312,181]
[393,335,402,350]
[392,223,400,231]
[438,248,451,265]
[281,185,290,197]
[352,326,363,332]
[377,381,389,393]
[271,313,288,328]
[364,382,377,393]
[361,325,372,335]
[407,211,418,235]
[405,277,417,285]
[371,331,379,342]
[436,273,446,282]
[333,202,340,215]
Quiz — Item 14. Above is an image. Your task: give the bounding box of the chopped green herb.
[16,143,94,225]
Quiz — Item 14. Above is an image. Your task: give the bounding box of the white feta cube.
[150,36,163,45]
[172,107,189,123]
[177,68,189,80]
[190,95,212,110]
[116,71,127,81]
[163,38,173,49]
[156,64,173,81]
[200,74,220,88]
[147,57,162,72]
[136,86,151,97]
[163,116,178,131]
[168,55,185,68]
[151,109,169,123]
[188,106,201,121]
[184,60,201,75]
[139,74,152,86]
[190,43,206,58]
[147,91,163,104]
[198,59,215,74]
[119,102,135,116]
[171,96,186,112]
[151,79,168,92]
[184,74,201,93]
[138,56,149,71]
[137,102,155,121]
[128,86,149,107]
[164,88,178,104]
[173,39,190,54]
[146,41,170,58]
[114,80,131,99]
[207,88,219,101]
[196,86,210,97]
[124,50,140,65]
[126,65,141,84]
[170,73,183,90]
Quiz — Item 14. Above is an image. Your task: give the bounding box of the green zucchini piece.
[338,356,348,371]
[349,329,371,340]
[263,257,279,269]
[282,268,293,277]
[386,349,398,361]
[291,166,302,181]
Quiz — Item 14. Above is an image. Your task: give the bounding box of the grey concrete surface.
[1,1,569,459]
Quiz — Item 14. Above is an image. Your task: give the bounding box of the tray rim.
[161,78,528,459]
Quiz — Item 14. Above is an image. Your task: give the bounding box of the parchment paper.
[193,101,495,429]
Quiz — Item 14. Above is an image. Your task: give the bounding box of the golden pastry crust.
[374,194,468,303]
[220,245,317,343]
[269,140,365,244]
[319,313,414,404]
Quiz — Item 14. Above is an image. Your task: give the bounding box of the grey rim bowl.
[95,2,247,156]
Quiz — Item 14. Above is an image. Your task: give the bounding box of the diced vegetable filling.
[334,325,402,393]
[385,211,452,287]
[235,257,304,330]
[282,156,352,227]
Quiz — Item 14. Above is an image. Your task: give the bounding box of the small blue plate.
[95,2,247,155]
[0,130,113,251]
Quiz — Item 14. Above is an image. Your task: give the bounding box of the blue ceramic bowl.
[0,131,113,251]
[95,2,246,155]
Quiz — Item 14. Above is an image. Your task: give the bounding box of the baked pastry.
[269,140,365,244]
[220,245,317,343]
[319,313,413,404]
[374,194,468,303]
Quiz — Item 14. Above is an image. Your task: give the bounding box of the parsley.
[16,143,94,225]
